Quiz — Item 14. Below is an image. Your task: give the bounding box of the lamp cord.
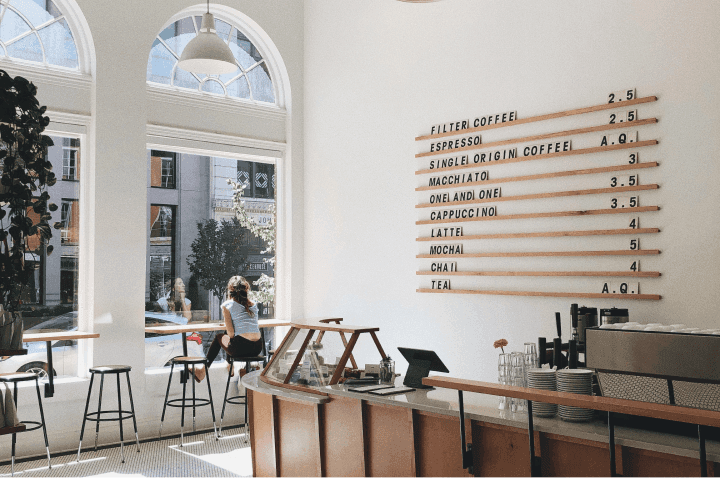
[207,0,210,14]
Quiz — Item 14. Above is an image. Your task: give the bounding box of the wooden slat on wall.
[416,142,657,186]
[417,249,660,259]
[416,119,657,158]
[415,95,658,141]
[417,227,660,242]
[416,184,658,209]
[417,271,660,278]
[416,206,659,225]
[418,288,661,300]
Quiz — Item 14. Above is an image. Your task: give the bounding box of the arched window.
[0,0,79,69]
[147,15,275,104]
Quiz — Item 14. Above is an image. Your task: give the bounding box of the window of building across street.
[62,138,79,180]
[150,150,176,189]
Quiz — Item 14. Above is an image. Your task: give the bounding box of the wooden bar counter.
[242,371,720,477]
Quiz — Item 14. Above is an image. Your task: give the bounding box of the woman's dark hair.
[227,276,255,317]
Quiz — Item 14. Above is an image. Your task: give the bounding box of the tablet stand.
[403,358,434,389]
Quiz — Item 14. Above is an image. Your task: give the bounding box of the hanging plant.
[0,69,56,348]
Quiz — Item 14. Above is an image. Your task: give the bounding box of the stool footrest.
[166,397,213,409]
[224,395,247,406]
[19,420,44,433]
[84,410,135,422]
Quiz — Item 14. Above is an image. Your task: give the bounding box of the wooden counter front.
[243,372,720,477]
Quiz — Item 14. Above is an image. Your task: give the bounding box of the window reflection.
[145,151,276,367]
[1,135,82,380]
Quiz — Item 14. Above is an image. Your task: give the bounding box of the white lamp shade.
[177,12,237,75]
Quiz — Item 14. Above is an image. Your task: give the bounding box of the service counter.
[243,371,720,477]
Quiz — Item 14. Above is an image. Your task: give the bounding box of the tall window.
[0,0,79,69]
[1,134,82,380]
[145,151,276,369]
[147,15,275,103]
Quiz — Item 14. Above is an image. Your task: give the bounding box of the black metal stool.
[218,331,267,436]
[0,372,51,475]
[159,356,217,446]
[77,365,140,463]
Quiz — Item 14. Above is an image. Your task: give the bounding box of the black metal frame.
[159,358,217,447]
[0,375,51,476]
[77,368,140,464]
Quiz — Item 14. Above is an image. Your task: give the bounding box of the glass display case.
[260,320,387,394]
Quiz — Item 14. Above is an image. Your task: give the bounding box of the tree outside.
[187,217,248,305]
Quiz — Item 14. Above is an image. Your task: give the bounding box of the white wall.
[0,0,305,459]
[303,1,720,381]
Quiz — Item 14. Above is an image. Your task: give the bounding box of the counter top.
[242,371,720,463]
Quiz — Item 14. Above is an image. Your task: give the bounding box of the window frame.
[147,13,276,105]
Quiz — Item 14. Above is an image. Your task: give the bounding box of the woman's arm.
[223,306,235,338]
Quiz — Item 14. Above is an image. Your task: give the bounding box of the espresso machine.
[538,304,599,369]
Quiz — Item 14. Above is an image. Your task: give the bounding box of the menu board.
[415,90,662,300]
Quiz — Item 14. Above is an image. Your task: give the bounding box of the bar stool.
[77,365,140,463]
[159,356,217,446]
[0,372,51,475]
[218,331,267,436]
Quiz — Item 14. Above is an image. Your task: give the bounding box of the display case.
[260,320,387,394]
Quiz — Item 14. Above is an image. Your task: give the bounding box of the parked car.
[0,311,205,378]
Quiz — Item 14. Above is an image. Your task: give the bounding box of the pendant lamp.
[177,0,237,75]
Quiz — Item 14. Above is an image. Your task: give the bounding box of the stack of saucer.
[557,369,594,422]
[526,368,557,417]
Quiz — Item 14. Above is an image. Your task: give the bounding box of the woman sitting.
[194,276,262,382]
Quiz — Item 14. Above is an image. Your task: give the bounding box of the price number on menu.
[628,152,639,164]
[610,196,639,209]
[629,217,640,229]
[608,89,636,104]
[609,110,637,124]
[629,260,640,272]
[629,238,640,250]
[610,174,638,188]
[601,281,640,295]
[601,131,637,147]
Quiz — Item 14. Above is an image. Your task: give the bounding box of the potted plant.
[0,69,56,350]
